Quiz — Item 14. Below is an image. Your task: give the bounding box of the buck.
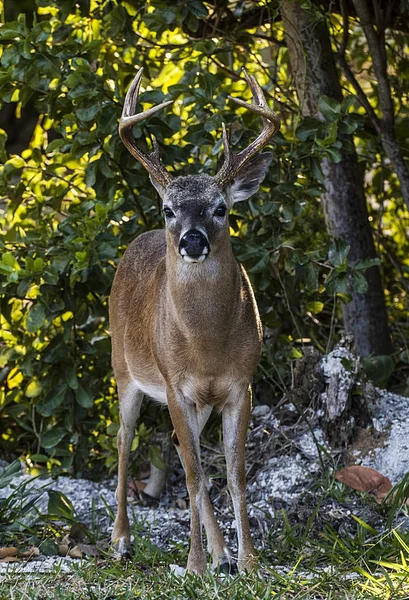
[110,68,280,574]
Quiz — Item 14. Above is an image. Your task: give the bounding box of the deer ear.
[226,153,272,205]
[150,174,167,200]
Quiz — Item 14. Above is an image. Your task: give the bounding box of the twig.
[335,1,381,133]
[351,0,394,128]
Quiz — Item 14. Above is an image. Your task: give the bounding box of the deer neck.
[164,240,241,338]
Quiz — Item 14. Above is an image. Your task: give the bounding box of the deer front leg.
[167,388,209,575]
[222,385,257,572]
[112,383,143,557]
[173,405,232,571]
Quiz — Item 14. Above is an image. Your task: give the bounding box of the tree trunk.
[281,0,391,357]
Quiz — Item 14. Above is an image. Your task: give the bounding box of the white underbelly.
[133,378,167,404]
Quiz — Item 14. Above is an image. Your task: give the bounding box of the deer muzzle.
[179,229,210,263]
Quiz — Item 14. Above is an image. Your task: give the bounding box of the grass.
[2,465,409,598]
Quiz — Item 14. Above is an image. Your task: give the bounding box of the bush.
[0,1,406,474]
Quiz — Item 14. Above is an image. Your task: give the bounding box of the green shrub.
[0,1,407,474]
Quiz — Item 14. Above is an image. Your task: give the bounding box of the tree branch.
[337,0,409,211]
[351,0,395,128]
[336,0,381,132]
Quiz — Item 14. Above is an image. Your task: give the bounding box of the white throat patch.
[182,254,207,264]
[180,246,209,264]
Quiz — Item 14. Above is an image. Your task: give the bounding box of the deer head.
[119,69,280,264]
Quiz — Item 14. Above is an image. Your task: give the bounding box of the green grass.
[2,465,409,598]
[1,550,409,600]
[2,519,409,599]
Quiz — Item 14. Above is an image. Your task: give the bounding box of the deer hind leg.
[143,418,172,500]
[112,379,143,557]
[173,405,232,571]
[143,461,167,500]
[222,385,257,572]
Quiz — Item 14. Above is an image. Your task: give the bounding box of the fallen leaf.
[77,543,101,557]
[69,523,89,544]
[176,497,188,510]
[0,547,18,559]
[58,544,69,557]
[128,479,146,496]
[68,546,83,559]
[61,534,71,547]
[335,465,392,502]
[20,547,40,559]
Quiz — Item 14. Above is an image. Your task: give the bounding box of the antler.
[119,68,173,188]
[214,70,280,189]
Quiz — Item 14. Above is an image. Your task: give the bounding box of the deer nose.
[179,229,209,260]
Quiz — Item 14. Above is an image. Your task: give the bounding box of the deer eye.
[214,206,227,217]
[163,207,175,218]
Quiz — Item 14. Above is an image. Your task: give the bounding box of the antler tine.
[221,123,231,164]
[119,67,173,188]
[214,70,280,189]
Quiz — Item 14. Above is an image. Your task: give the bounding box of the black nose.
[179,229,209,258]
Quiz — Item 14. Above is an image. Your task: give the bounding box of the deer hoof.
[219,561,238,575]
[237,554,258,573]
[113,537,132,560]
[186,554,206,576]
[139,490,160,507]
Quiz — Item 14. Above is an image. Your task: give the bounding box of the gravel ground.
[1,347,409,576]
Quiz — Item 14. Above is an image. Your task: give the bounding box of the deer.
[110,67,280,575]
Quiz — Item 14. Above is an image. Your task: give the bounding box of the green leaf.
[26,379,42,398]
[400,350,409,364]
[2,252,19,268]
[307,301,324,314]
[65,364,78,390]
[0,129,7,162]
[76,103,101,122]
[203,114,223,133]
[48,490,74,519]
[315,122,338,148]
[350,271,368,294]
[33,257,44,272]
[187,0,208,18]
[296,117,320,141]
[354,258,381,271]
[303,263,319,291]
[363,355,395,387]
[148,445,166,470]
[40,428,67,449]
[326,146,342,163]
[248,253,270,273]
[139,90,166,104]
[318,95,341,121]
[341,95,359,112]
[336,292,352,304]
[30,454,49,462]
[26,304,46,333]
[76,385,93,408]
[328,239,350,267]
[107,422,119,436]
[39,540,59,556]
[325,271,349,295]
[0,460,22,489]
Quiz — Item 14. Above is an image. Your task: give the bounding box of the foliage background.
[0,0,408,476]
